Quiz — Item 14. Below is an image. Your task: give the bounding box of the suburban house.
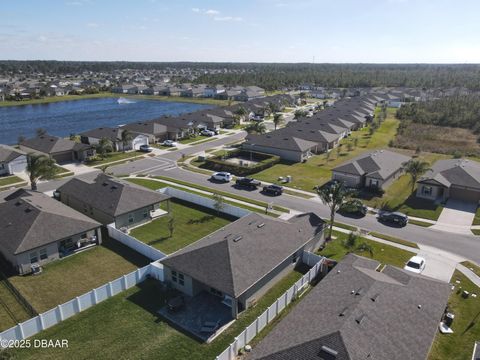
[111,84,138,94]
[248,253,450,360]
[79,127,149,151]
[56,174,171,229]
[121,122,168,144]
[243,131,319,162]
[0,145,27,176]
[332,149,411,189]
[19,134,95,163]
[161,212,324,320]
[0,189,102,275]
[416,159,480,203]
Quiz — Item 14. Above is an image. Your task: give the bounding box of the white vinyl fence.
[216,256,327,360]
[107,223,167,261]
[0,264,158,343]
[158,187,251,218]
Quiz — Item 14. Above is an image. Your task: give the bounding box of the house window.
[39,248,48,260]
[30,252,38,264]
[128,214,134,223]
[171,270,177,283]
[0,163,4,170]
[370,179,379,188]
[422,186,433,196]
[292,253,298,263]
[178,273,185,286]
[143,210,149,219]
[81,233,87,239]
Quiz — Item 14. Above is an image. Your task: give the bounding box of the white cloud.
[205,9,220,15]
[191,7,200,12]
[214,16,243,22]
[86,22,99,28]
[38,35,48,42]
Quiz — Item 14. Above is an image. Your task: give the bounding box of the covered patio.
[157,291,234,343]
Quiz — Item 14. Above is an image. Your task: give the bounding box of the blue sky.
[1,0,479,63]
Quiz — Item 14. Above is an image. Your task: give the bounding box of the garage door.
[450,186,480,203]
[132,136,148,150]
[332,172,361,187]
[53,152,73,164]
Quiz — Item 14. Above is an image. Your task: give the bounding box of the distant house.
[248,253,450,360]
[121,122,168,144]
[332,150,411,189]
[18,134,95,163]
[79,127,149,151]
[111,85,138,94]
[0,190,102,275]
[161,212,324,319]
[416,159,480,203]
[0,145,27,176]
[56,174,171,229]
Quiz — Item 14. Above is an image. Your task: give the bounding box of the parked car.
[339,199,367,217]
[377,211,409,227]
[139,145,154,153]
[211,172,232,183]
[162,140,177,147]
[235,177,261,189]
[200,129,215,137]
[404,256,426,274]
[207,128,219,135]
[262,184,283,196]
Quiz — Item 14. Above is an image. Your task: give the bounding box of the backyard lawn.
[6,270,304,360]
[317,230,414,268]
[428,271,480,360]
[473,207,480,225]
[253,110,400,192]
[7,238,150,313]
[130,199,235,254]
[0,279,32,332]
[86,151,144,166]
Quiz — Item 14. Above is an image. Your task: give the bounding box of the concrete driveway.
[430,199,477,234]
[416,245,461,282]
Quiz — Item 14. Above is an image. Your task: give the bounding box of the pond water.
[0,97,213,145]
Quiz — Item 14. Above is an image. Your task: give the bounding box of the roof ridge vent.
[339,306,348,317]
[355,314,365,324]
[233,235,243,242]
[354,287,363,296]
[257,223,265,228]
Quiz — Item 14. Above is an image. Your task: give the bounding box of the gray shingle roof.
[333,150,411,180]
[245,131,319,152]
[249,254,450,360]
[57,174,170,217]
[19,134,77,154]
[161,212,324,297]
[419,159,480,190]
[121,122,168,137]
[0,190,101,255]
[0,145,25,163]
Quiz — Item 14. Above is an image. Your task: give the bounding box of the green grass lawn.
[7,270,303,360]
[317,230,414,268]
[472,229,480,236]
[368,232,419,249]
[130,199,235,254]
[473,207,480,225]
[86,151,144,166]
[461,261,480,278]
[0,279,32,332]
[253,111,400,192]
[8,238,150,313]
[0,175,25,187]
[428,271,480,360]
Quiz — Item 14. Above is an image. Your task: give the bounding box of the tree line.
[396,94,480,132]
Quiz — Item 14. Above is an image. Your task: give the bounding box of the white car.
[201,129,215,137]
[211,172,232,183]
[404,256,426,274]
[162,140,177,147]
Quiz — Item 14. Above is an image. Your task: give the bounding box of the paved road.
[34,131,480,264]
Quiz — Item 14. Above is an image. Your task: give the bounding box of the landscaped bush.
[203,149,280,176]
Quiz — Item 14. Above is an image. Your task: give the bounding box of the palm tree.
[342,232,373,257]
[244,122,267,135]
[234,106,248,123]
[273,113,283,130]
[402,159,431,193]
[316,181,355,240]
[294,109,307,119]
[26,154,57,191]
[266,102,278,115]
[120,129,133,152]
[96,137,113,159]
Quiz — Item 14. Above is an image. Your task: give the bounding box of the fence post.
[18,323,25,339]
[108,281,114,297]
[76,296,82,312]
[229,343,235,360]
[123,275,128,290]
[57,304,64,321]
[276,298,279,316]
[93,288,98,305]
[39,313,46,331]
